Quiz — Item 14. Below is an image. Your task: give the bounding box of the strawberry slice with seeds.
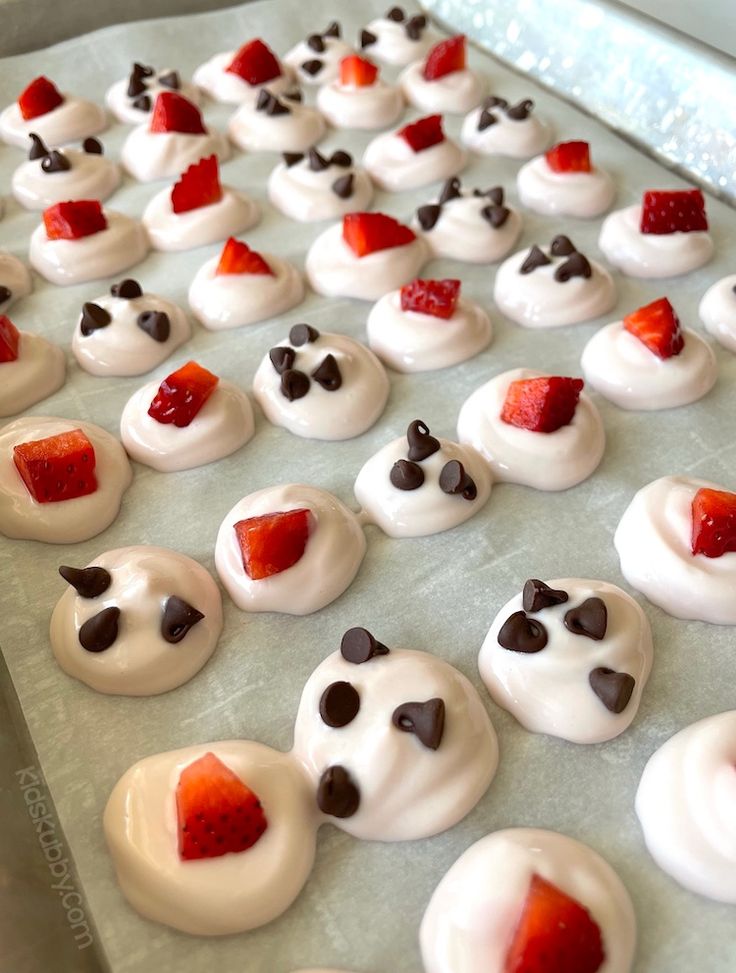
[234,508,311,580]
[342,212,416,257]
[422,35,466,81]
[215,237,273,276]
[640,189,708,234]
[43,200,107,240]
[398,114,445,153]
[226,38,282,85]
[691,487,736,558]
[501,376,584,433]
[150,91,206,134]
[13,429,97,504]
[171,155,223,214]
[339,54,378,87]
[0,315,20,363]
[176,752,268,861]
[504,873,605,973]
[147,360,219,427]
[400,278,460,319]
[623,296,684,359]
[18,76,64,120]
[545,140,591,173]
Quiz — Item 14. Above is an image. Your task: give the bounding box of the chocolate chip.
[477,109,498,131]
[319,681,360,727]
[330,149,352,167]
[405,14,426,39]
[28,132,49,160]
[438,177,462,205]
[301,58,323,76]
[307,33,326,52]
[316,765,360,818]
[550,234,576,257]
[111,278,143,299]
[323,20,341,38]
[285,89,302,105]
[83,137,103,154]
[589,668,635,713]
[311,354,342,391]
[256,89,290,116]
[564,597,607,640]
[0,286,11,305]
[283,152,304,167]
[289,323,319,345]
[416,203,442,231]
[483,95,509,110]
[554,252,592,282]
[439,460,477,500]
[127,72,148,98]
[80,302,112,336]
[360,28,377,48]
[308,147,329,171]
[390,459,425,491]
[280,368,310,400]
[59,565,112,599]
[41,150,70,173]
[522,579,569,613]
[520,244,552,274]
[387,5,405,20]
[406,419,440,462]
[161,595,204,643]
[340,627,389,664]
[79,607,120,653]
[481,204,510,228]
[132,94,151,112]
[132,61,155,78]
[137,310,170,343]
[331,173,354,199]
[474,185,504,205]
[392,698,445,750]
[497,611,548,653]
[158,70,180,90]
[269,346,296,374]
[506,98,534,120]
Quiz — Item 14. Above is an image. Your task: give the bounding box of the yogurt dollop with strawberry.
[400,35,485,114]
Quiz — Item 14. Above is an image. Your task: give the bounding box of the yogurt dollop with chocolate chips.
[268,147,374,222]
[106,63,201,124]
[12,135,120,211]
[283,21,354,86]
[461,94,551,159]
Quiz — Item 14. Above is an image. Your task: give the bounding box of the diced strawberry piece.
[13,429,97,504]
[176,752,268,861]
[147,360,219,427]
[150,91,206,134]
[171,155,222,214]
[400,278,461,319]
[504,874,605,973]
[545,140,591,173]
[342,212,416,258]
[215,237,273,276]
[640,189,708,235]
[398,114,445,153]
[226,38,282,85]
[501,376,584,434]
[0,315,20,363]
[623,296,684,359]
[43,200,107,240]
[422,35,466,81]
[691,487,736,558]
[18,76,64,120]
[234,508,311,580]
[339,54,378,87]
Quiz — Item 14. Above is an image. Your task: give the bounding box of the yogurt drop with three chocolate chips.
[11,136,121,211]
[461,95,551,159]
[228,90,326,154]
[699,273,736,353]
[283,22,354,86]
[359,8,436,66]
[267,148,374,222]
[106,64,201,124]
[50,546,223,695]
[0,252,32,313]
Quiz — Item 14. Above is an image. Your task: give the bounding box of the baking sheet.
[0,1,735,970]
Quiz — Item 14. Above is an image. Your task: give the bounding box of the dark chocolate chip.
[284,89,303,104]
[497,611,548,653]
[481,204,510,228]
[406,419,440,462]
[311,353,342,391]
[79,607,120,653]
[132,61,155,78]
[301,58,323,76]
[280,368,310,400]
[360,28,378,48]
[158,70,180,90]
[28,132,49,160]
[316,765,360,818]
[438,176,462,205]
[392,698,445,750]
[550,234,576,257]
[127,73,148,98]
[283,151,305,167]
[132,94,151,112]
[439,460,477,500]
[340,627,389,664]
[323,20,341,38]
[330,149,352,167]
[390,459,425,491]
[589,667,635,713]
[477,109,498,131]
[506,98,534,120]
[564,597,607,640]
[41,150,70,173]
[522,579,569,614]
[58,565,112,599]
[161,595,204,643]
[405,14,426,39]
[289,323,319,345]
[269,346,296,374]
[0,286,11,305]
[554,252,592,282]
[483,95,509,110]
[332,173,354,198]
[80,302,112,336]
[308,147,329,171]
[520,244,552,274]
[137,310,170,343]
[319,681,360,727]
[416,203,442,231]
[256,89,290,116]
[387,5,405,20]
[111,278,143,299]
[83,137,103,154]
[474,185,504,205]
[307,33,326,53]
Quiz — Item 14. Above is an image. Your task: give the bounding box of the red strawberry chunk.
[422,35,466,81]
[401,278,461,319]
[342,212,416,257]
[340,54,378,87]
[226,38,282,85]
[18,76,64,120]
[150,91,206,134]
[691,487,736,558]
[215,237,273,276]
[147,360,219,427]
[501,376,584,433]
[640,189,708,235]
[623,297,684,359]
[13,429,97,504]
[171,155,223,214]
[0,315,20,363]
[545,140,591,174]
[398,114,445,153]
[43,200,107,240]
[176,752,268,861]
[504,874,605,973]
[234,508,311,580]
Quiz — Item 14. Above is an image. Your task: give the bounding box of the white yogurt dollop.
[121,126,231,182]
[400,61,484,114]
[268,152,373,222]
[462,98,551,159]
[143,183,260,251]
[699,273,736,353]
[316,77,404,131]
[0,330,66,417]
[362,127,466,192]
[193,49,294,106]
[12,147,121,211]
[599,203,713,278]
[517,154,615,218]
[0,94,107,149]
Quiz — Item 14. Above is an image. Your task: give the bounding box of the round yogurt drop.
[253,324,389,441]
[316,63,404,131]
[636,710,736,903]
[0,319,65,417]
[50,546,223,695]
[517,151,615,219]
[359,8,436,66]
[283,22,354,86]
[479,578,653,744]
[420,828,636,973]
[215,484,366,614]
[291,628,498,841]
[494,235,616,328]
[699,273,736,353]
[461,95,551,159]
[193,39,295,106]
[268,147,373,222]
[106,64,201,124]
[362,115,466,192]
[0,252,32,313]
[400,36,485,115]
[11,136,121,211]
[228,90,326,153]
[0,79,107,149]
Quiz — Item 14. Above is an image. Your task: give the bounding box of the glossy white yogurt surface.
[121,126,231,182]
[399,61,485,114]
[599,203,713,278]
[193,51,294,106]
[143,184,260,251]
[268,155,373,222]
[0,95,107,149]
[362,129,466,192]
[361,16,436,66]
[699,273,736,353]
[316,78,404,130]
[283,35,354,86]
[12,148,121,211]
[417,190,522,263]
[517,155,615,218]
[0,331,66,417]
[228,99,326,154]
[105,74,201,124]
[461,103,551,159]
